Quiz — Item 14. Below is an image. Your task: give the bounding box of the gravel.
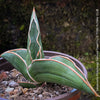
[0,69,73,100]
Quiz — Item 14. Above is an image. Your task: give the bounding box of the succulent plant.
[0,8,100,97]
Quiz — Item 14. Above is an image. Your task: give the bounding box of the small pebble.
[33,90,38,93]
[1,81,8,86]
[42,91,51,97]
[5,93,10,98]
[5,87,14,93]
[38,94,43,98]
[0,88,4,93]
[5,71,9,74]
[32,97,35,100]
[55,91,59,95]
[13,89,19,94]
[9,81,18,87]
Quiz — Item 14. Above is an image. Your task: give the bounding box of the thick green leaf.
[28,59,100,97]
[26,8,44,65]
[0,8,99,97]
[1,48,32,82]
[50,56,86,80]
[18,82,37,88]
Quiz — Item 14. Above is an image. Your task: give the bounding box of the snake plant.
[0,8,100,97]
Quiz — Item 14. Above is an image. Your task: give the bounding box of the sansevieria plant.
[0,8,100,97]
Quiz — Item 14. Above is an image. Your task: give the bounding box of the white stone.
[38,94,43,98]
[55,91,59,95]
[5,87,14,93]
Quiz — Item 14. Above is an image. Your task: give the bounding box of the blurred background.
[0,0,100,100]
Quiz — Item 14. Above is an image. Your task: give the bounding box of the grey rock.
[0,88,4,93]
[9,81,18,87]
[1,81,8,86]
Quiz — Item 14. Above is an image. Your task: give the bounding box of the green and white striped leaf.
[26,8,44,65]
[50,56,86,80]
[1,48,32,82]
[28,58,100,97]
[0,8,100,98]
[18,82,40,88]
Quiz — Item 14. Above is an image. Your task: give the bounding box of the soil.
[0,69,73,100]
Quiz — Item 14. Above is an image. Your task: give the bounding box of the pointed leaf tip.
[32,7,36,20]
[33,7,35,15]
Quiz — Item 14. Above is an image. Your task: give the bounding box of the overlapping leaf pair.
[0,8,100,97]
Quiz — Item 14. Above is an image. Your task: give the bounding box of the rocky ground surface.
[0,69,72,100]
